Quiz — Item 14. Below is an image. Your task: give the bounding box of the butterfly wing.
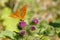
[10,10,19,19]
[10,5,27,20]
[19,5,27,20]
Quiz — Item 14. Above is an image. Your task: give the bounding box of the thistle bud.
[19,21,27,28]
[31,26,36,31]
[33,19,39,24]
[20,30,26,36]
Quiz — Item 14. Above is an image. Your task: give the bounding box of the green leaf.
[0,30,16,39]
[55,27,60,33]
[1,7,12,19]
[41,36,50,40]
[3,18,19,32]
[1,7,20,32]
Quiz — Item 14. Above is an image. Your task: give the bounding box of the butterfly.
[10,5,27,21]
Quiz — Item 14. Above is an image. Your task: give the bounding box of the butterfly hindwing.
[10,10,19,19]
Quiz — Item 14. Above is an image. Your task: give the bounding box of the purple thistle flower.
[33,19,39,24]
[19,21,27,28]
[31,26,36,31]
[20,30,26,36]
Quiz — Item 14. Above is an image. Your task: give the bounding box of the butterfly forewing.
[18,5,27,20]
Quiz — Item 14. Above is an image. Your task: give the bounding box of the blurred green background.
[0,0,60,40]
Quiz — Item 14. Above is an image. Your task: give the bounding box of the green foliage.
[0,30,16,39]
[0,0,60,40]
[1,7,19,32]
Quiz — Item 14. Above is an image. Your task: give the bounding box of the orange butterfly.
[10,5,27,21]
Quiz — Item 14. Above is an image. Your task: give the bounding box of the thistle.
[31,26,36,31]
[33,19,39,24]
[20,30,26,36]
[19,21,27,28]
